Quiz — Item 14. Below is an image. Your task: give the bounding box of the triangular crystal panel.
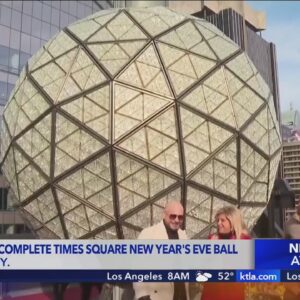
[117,44,172,97]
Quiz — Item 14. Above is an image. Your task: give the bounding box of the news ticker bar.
[0,240,300,270]
[1,270,300,282]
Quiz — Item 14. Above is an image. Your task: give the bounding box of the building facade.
[0,0,113,236]
[282,142,300,199]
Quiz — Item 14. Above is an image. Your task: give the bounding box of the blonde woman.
[201,206,250,300]
[209,206,250,240]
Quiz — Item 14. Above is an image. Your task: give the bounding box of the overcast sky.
[247,1,300,114]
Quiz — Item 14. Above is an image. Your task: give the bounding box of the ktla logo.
[196,271,212,282]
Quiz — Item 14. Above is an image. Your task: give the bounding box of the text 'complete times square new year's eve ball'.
[0,7,281,239]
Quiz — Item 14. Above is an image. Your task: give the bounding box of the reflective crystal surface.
[0,7,281,239]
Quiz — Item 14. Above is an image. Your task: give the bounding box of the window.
[0,24,10,47]
[41,21,51,40]
[9,48,19,73]
[15,224,32,234]
[31,18,41,38]
[23,1,32,15]
[7,82,14,97]
[0,81,8,103]
[30,36,41,54]
[11,10,21,31]
[41,4,51,23]
[32,1,42,19]
[0,45,9,71]
[12,1,22,12]
[51,8,59,25]
[21,33,30,53]
[0,5,11,27]
[0,188,8,210]
[21,14,32,35]
[9,29,21,49]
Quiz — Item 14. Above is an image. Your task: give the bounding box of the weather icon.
[196,271,213,282]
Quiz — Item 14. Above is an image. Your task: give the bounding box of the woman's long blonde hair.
[215,206,248,239]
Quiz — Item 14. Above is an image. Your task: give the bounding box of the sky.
[247,1,300,114]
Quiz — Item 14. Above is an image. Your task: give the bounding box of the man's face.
[164,204,184,231]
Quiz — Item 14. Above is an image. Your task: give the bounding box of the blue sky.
[247,1,300,114]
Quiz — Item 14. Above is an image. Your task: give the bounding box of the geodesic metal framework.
[0,7,281,239]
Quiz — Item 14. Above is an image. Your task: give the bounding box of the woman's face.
[217,213,232,234]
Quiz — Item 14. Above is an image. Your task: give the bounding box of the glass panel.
[158,42,216,96]
[42,4,51,23]
[45,216,64,238]
[125,206,152,229]
[0,5,11,26]
[116,152,176,206]
[56,189,81,214]
[118,44,172,97]
[114,83,171,140]
[51,8,60,25]
[55,114,105,172]
[23,1,33,15]
[86,206,111,230]
[0,45,9,71]
[118,107,180,174]
[194,21,217,40]
[128,6,186,37]
[0,120,10,160]
[17,164,47,201]
[94,225,118,239]
[0,24,10,47]
[240,206,265,230]
[11,10,21,31]
[88,40,147,76]
[207,35,238,60]
[20,52,30,69]
[191,161,214,189]
[243,106,269,154]
[160,21,217,61]
[209,122,233,152]
[14,147,29,173]
[62,85,110,140]
[180,107,210,173]
[10,29,21,50]
[31,18,41,38]
[24,190,57,223]
[33,1,42,19]
[122,225,140,239]
[186,185,212,222]
[226,69,264,128]
[118,186,146,216]
[68,19,101,41]
[0,81,7,103]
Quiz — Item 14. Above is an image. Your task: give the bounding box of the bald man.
[133,202,190,300]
